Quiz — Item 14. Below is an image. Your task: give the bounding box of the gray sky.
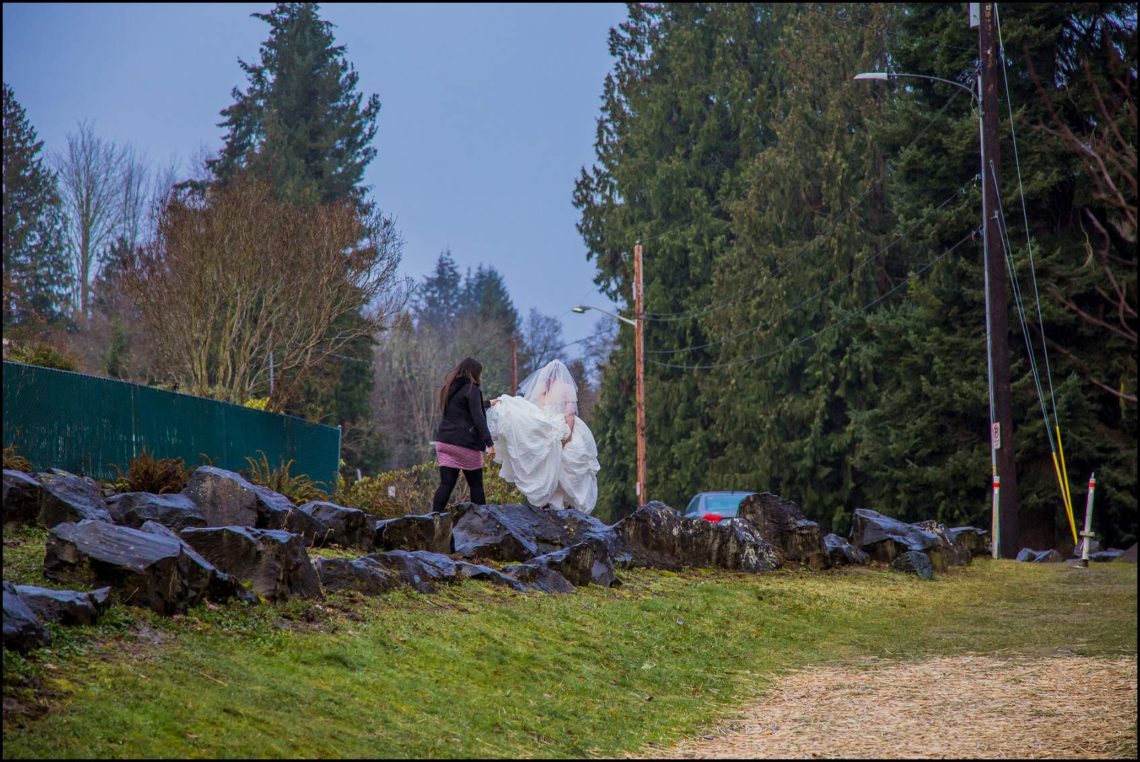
[1,2,629,351]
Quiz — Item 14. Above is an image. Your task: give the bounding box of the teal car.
[683,491,756,524]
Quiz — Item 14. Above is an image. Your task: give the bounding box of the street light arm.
[854,71,978,102]
[571,304,637,327]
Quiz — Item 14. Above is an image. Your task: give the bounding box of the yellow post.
[1052,451,1078,545]
[1056,426,1076,536]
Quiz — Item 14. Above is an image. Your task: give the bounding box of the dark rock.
[1116,544,1137,563]
[250,486,330,546]
[3,581,51,651]
[182,466,260,527]
[362,549,446,593]
[1088,549,1125,562]
[106,492,207,531]
[37,472,113,529]
[1015,547,1064,563]
[374,512,452,554]
[138,521,258,605]
[948,526,991,557]
[452,502,624,564]
[297,501,373,551]
[849,509,967,570]
[737,492,828,569]
[12,584,112,626]
[913,520,973,567]
[44,520,220,614]
[527,542,619,587]
[500,562,575,594]
[614,501,781,572]
[313,556,403,595]
[823,533,869,566]
[890,551,934,579]
[179,526,323,602]
[3,469,43,528]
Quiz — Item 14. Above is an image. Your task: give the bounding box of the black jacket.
[434,378,493,451]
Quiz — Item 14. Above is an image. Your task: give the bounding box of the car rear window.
[704,494,745,514]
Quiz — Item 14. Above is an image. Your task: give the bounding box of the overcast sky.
[2,2,629,352]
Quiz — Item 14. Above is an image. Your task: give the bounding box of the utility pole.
[978,2,1019,556]
[509,335,518,394]
[633,241,647,506]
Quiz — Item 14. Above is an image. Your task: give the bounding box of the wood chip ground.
[635,654,1137,759]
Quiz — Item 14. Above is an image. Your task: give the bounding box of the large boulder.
[452,503,624,564]
[1015,547,1064,563]
[526,542,619,587]
[500,562,575,594]
[249,485,330,546]
[374,512,452,554]
[737,492,827,569]
[1116,544,1137,563]
[3,469,43,528]
[823,533,869,566]
[849,509,968,570]
[106,492,207,531]
[3,581,51,652]
[12,584,112,626]
[890,551,935,580]
[37,472,113,528]
[913,520,973,567]
[312,556,404,596]
[179,526,323,602]
[615,501,782,572]
[182,467,259,527]
[43,520,233,614]
[298,501,374,551]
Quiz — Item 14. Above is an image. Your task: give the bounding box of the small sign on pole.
[969,2,980,28]
[991,422,1001,449]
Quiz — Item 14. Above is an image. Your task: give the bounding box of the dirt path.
[637,654,1137,759]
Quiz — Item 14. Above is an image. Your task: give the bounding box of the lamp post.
[854,3,1019,559]
[572,241,646,505]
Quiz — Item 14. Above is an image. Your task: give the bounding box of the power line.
[648,230,976,371]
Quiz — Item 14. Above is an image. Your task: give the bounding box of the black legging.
[432,466,485,512]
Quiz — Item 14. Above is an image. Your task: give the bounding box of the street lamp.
[571,241,647,506]
[854,5,1019,560]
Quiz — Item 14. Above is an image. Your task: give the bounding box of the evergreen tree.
[461,264,520,336]
[2,82,69,327]
[207,2,381,206]
[415,250,464,329]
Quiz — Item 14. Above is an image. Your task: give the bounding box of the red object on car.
[701,513,723,523]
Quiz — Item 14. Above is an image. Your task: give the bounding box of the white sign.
[387,485,396,498]
[991,422,1001,449]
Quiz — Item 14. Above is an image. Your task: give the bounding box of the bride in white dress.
[486,359,601,513]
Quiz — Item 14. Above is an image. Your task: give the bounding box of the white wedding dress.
[486,361,600,513]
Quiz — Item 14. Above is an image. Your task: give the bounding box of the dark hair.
[439,357,482,412]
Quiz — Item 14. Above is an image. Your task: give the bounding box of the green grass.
[3,523,1135,759]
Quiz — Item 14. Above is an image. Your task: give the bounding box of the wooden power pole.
[978,2,1019,556]
[634,241,647,505]
[509,335,518,394]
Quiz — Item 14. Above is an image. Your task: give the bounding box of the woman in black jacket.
[431,356,495,512]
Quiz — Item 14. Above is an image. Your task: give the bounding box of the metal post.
[633,241,647,505]
[1079,473,1097,568]
[980,2,1019,556]
[269,351,275,396]
[510,335,518,394]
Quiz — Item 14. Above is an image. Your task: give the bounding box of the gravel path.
[638,654,1137,759]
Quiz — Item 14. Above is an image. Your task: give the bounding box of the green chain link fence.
[2,361,340,490]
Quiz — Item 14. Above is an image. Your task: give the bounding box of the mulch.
[637,654,1137,759]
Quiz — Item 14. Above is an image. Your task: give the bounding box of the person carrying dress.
[431,357,495,513]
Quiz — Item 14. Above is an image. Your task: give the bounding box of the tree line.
[574,3,1135,548]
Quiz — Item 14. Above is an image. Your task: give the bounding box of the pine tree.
[207,2,381,206]
[416,251,464,329]
[2,82,69,327]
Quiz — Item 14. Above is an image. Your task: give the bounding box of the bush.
[7,341,80,371]
[342,458,525,520]
[242,450,328,505]
[3,444,33,472]
[108,448,190,494]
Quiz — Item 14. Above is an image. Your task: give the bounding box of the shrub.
[342,458,525,520]
[108,448,190,494]
[243,397,270,411]
[7,341,80,371]
[3,444,33,472]
[242,450,328,504]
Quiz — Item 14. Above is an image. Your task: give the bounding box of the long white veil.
[517,360,578,417]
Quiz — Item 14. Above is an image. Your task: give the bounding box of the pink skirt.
[435,441,484,470]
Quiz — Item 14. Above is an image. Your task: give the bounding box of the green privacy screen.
[2,361,341,491]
